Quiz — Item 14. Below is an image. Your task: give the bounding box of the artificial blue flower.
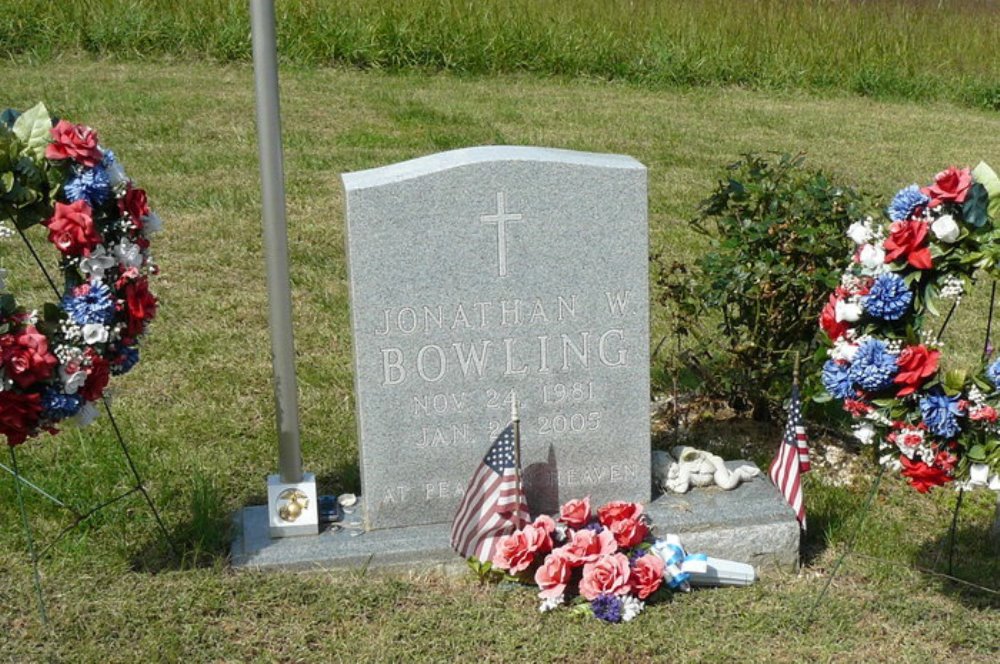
[848,339,898,393]
[111,346,140,376]
[862,273,913,321]
[64,166,111,207]
[41,389,83,420]
[62,280,116,326]
[888,184,930,222]
[986,358,1000,388]
[822,360,855,399]
[919,390,963,439]
[591,594,623,623]
[584,520,604,534]
[628,548,648,566]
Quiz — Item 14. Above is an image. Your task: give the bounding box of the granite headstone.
[342,146,650,530]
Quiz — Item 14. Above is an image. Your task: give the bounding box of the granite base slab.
[231,462,800,573]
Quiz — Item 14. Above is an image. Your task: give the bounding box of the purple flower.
[591,594,623,623]
[888,185,930,222]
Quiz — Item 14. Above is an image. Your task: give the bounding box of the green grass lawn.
[1,60,999,661]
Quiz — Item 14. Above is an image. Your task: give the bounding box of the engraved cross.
[480,191,523,277]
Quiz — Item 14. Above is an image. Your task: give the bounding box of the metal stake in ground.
[250,0,318,537]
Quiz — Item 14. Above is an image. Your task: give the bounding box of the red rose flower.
[632,554,665,600]
[579,553,632,600]
[843,399,872,416]
[46,201,101,256]
[121,276,158,336]
[0,325,57,388]
[561,528,617,567]
[119,185,150,228]
[45,120,102,167]
[899,456,952,493]
[596,500,643,527]
[883,220,932,269]
[0,391,42,446]
[80,351,110,402]
[819,293,849,342]
[893,345,940,396]
[610,516,648,548]
[558,496,591,528]
[534,550,572,599]
[921,166,973,208]
[970,405,998,422]
[491,523,550,574]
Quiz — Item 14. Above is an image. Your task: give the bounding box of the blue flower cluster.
[65,167,111,208]
[848,339,898,392]
[920,390,962,439]
[111,346,140,375]
[591,594,623,623]
[584,520,604,534]
[888,184,930,222]
[62,280,116,326]
[822,360,855,399]
[41,389,83,420]
[986,358,1000,388]
[862,273,913,321]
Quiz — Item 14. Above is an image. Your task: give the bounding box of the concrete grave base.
[231,462,799,573]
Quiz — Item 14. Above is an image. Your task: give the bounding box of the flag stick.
[512,393,522,480]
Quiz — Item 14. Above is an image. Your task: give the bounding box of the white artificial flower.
[114,239,144,269]
[853,423,876,445]
[859,244,885,272]
[968,464,990,487]
[621,596,644,622]
[60,365,87,394]
[829,339,859,363]
[79,246,116,279]
[538,595,564,613]
[0,219,12,239]
[82,323,109,345]
[142,212,163,236]
[72,401,100,427]
[930,214,960,243]
[835,299,862,323]
[846,221,873,245]
[989,474,1000,491]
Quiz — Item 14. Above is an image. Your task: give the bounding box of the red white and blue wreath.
[0,103,161,446]
[819,163,1000,492]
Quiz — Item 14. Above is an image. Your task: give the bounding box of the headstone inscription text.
[342,146,650,530]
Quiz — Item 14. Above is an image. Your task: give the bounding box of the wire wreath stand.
[805,282,1000,627]
[4,222,177,625]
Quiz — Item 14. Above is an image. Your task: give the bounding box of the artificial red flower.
[119,185,150,228]
[45,120,102,167]
[632,554,665,600]
[534,550,572,600]
[969,405,998,422]
[560,528,617,567]
[843,399,873,416]
[820,293,849,341]
[121,276,158,336]
[559,496,592,528]
[45,201,101,256]
[492,523,550,574]
[79,351,110,402]
[596,500,643,528]
[579,553,632,600]
[0,325,57,388]
[609,516,648,548]
[884,220,932,269]
[0,391,42,446]
[893,345,940,396]
[899,456,952,493]
[922,166,973,208]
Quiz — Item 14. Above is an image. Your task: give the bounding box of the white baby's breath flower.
[538,595,564,613]
[621,596,644,622]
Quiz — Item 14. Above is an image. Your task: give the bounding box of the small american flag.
[769,383,810,528]
[450,422,529,562]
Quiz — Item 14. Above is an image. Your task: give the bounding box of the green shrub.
[654,153,873,419]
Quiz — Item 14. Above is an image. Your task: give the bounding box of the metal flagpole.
[512,393,522,481]
[249,0,317,537]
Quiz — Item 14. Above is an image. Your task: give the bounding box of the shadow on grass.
[130,472,231,573]
[912,522,1000,610]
